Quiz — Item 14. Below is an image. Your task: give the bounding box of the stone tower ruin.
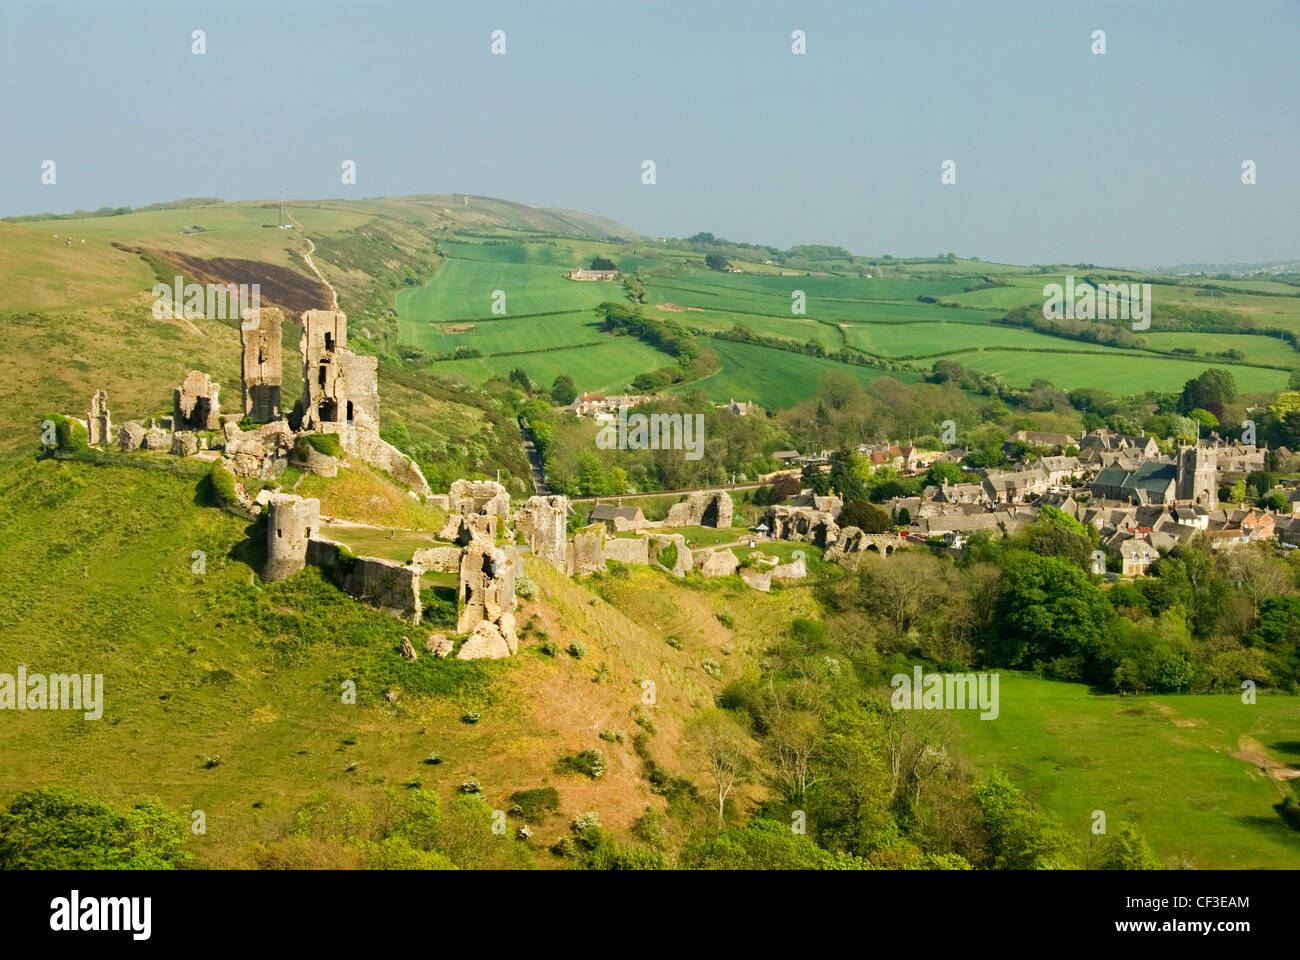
[241,306,283,422]
[299,309,378,431]
[263,494,320,582]
[86,390,111,446]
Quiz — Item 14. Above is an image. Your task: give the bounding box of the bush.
[207,462,239,506]
[508,787,560,823]
[52,415,89,452]
[459,778,482,795]
[461,711,481,724]
[716,611,735,629]
[539,640,558,657]
[515,575,537,600]
[632,805,664,845]
[568,641,587,659]
[558,749,607,779]
[599,729,624,743]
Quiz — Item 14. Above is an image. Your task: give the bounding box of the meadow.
[952,673,1300,868]
[671,338,920,407]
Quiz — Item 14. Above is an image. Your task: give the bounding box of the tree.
[1178,368,1237,419]
[508,367,533,393]
[550,374,577,405]
[0,788,191,870]
[839,500,890,533]
[988,553,1114,676]
[704,252,729,271]
[589,256,616,271]
[687,709,755,824]
[972,772,1074,870]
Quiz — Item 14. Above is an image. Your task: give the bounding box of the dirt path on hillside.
[287,211,339,309]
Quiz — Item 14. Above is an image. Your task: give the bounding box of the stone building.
[241,306,283,422]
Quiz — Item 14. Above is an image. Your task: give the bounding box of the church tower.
[1176,445,1218,509]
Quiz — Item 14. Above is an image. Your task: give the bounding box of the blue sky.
[1,0,1295,267]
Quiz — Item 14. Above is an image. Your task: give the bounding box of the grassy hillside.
[0,457,820,867]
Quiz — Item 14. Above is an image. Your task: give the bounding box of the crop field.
[961,349,1289,394]
[657,307,844,350]
[953,674,1300,868]
[643,271,977,314]
[433,338,667,393]
[397,259,613,324]
[672,338,920,407]
[1141,330,1300,367]
[401,311,605,356]
[840,321,1125,359]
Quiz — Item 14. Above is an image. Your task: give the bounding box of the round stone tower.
[263,494,321,582]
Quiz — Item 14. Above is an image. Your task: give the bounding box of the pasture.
[952,673,1300,868]
[671,338,920,407]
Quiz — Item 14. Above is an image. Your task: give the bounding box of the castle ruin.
[241,306,283,422]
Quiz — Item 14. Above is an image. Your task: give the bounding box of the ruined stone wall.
[603,536,650,565]
[264,494,320,582]
[664,491,733,529]
[568,523,608,576]
[241,306,283,422]
[411,546,462,573]
[320,411,431,497]
[648,533,693,577]
[697,549,739,577]
[763,505,839,547]
[300,310,379,430]
[306,537,422,623]
[223,420,293,478]
[457,539,517,634]
[515,495,569,572]
[174,371,221,431]
[448,479,512,518]
[438,512,498,545]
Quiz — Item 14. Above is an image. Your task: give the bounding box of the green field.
[397,259,613,323]
[952,674,1300,868]
[673,338,920,407]
[432,338,668,393]
[961,349,1289,394]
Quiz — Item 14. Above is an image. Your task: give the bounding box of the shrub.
[461,711,481,724]
[558,749,607,779]
[599,729,624,743]
[52,415,89,452]
[658,544,679,570]
[515,575,537,600]
[702,659,722,678]
[716,611,735,629]
[507,787,560,823]
[539,640,558,656]
[632,805,664,845]
[207,462,239,506]
[459,778,482,795]
[568,641,587,659]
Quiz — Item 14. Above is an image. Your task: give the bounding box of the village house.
[567,268,620,281]
[1039,455,1083,486]
[586,503,646,533]
[1119,537,1156,577]
[980,465,1051,504]
[1008,429,1077,452]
